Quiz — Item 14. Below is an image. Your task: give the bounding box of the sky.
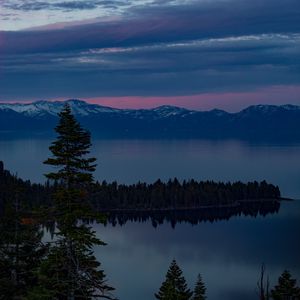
[0,0,300,111]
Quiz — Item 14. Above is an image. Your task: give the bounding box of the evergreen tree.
[36,104,115,299]
[271,270,300,300]
[0,183,45,300]
[155,259,192,300]
[44,103,96,188]
[192,274,206,300]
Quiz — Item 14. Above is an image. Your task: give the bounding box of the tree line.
[0,160,281,228]
[89,178,280,210]
[0,162,281,215]
[156,260,300,300]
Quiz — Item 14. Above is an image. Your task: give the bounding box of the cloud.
[1,0,300,54]
[0,0,299,104]
[2,0,129,11]
[2,33,299,74]
[83,85,300,111]
[7,1,50,11]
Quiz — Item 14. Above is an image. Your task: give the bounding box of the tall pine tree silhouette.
[155,259,192,300]
[35,104,115,299]
[192,274,206,300]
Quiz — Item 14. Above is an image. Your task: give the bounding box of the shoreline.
[101,198,285,213]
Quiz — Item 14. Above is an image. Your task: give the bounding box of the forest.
[0,160,281,215]
[0,162,281,226]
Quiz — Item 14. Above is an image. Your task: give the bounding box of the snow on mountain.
[1,100,300,141]
[65,99,120,115]
[240,105,279,115]
[280,104,300,111]
[0,99,120,117]
[0,100,197,119]
[239,104,300,116]
[152,105,193,118]
[0,100,299,120]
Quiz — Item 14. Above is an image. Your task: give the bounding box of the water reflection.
[95,201,300,300]
[104,200,281,228]
[1,198,298,299]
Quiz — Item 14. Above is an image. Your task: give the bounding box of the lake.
[96,200,300,300]
[1,138,300,299]
[1,138,300,199]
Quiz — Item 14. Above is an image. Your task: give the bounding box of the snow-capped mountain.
[238,104,300,116]
[151,105,195,118]
[1,99,299,119]
[0,100,300,141]
[0,99,120,117]
[0,100,197,119]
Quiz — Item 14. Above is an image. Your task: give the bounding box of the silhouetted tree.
[192,274,206,300]
[155,259,192,300]
[271,270,300,300]
[36,104,115,299]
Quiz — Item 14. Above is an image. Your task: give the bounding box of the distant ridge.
[1,99,300,117]
[0,99,119,117]
[0,99,300,141]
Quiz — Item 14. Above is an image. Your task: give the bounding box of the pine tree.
[44,103,97,188]
[0,183,45,300]
[270,270,300,300]
[155,259,192,300]
[36,103,115,299]
[192,274,206,300]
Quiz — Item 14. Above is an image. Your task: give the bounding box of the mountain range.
[0,99,300,141]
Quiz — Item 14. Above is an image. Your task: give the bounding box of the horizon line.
[0,85,300,112]
[0,98,299,113]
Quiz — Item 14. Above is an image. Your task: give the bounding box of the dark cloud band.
[3,0,128,11]
[0,0,299,100]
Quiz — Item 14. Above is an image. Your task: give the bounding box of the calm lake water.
[95,200,300,300]
[1,138,300,299]
[0,138,300,198]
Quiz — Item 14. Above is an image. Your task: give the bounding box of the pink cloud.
[23,16,122,31]
[86,85,300,112]
[1,85,299,112]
